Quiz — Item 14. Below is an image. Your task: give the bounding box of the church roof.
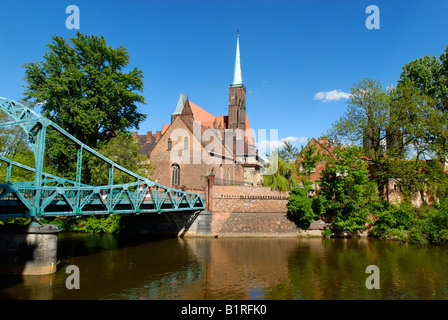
[189,100,216,127]
[161,124,170,134]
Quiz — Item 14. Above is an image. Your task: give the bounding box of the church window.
[184,137,189,150]
[172,164,180,186]
[167,138,172,151]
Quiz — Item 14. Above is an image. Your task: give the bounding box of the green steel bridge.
[0,97,205,220]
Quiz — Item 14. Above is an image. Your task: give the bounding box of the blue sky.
[1,0,448,152]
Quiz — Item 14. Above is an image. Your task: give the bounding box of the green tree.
[88,131,155,185]
[391,81,444,159]
[398,49,448,158]
[263,153,296,191]
[328,77,446,199]
[263,141,299,191]
[278,140,299,161]
[399,53,446,111]
[319,145,379,232]
[0,100,35,159]
[22,32,146,182]
[328,78,390,161]
[0,101,36,182]
[288,181,319,228]
[296,139,323,182]
[23,32,146,148]
[327,78,392,196]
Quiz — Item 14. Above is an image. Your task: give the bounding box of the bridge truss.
[0,97,205,220]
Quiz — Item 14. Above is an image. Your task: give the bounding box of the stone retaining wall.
[210,211,299,237]
[204,185,298,237]
[128,186,332,238]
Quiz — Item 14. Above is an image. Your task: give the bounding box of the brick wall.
[211,211,299,237]
[209,185,298,237]
[212,185,289,213]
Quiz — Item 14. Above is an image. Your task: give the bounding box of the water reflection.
[1,235,448,300]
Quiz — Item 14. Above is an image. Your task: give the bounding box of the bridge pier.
[0,223,59,275]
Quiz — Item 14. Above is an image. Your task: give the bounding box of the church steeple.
[228,31,246,130]
[232,32,243,86]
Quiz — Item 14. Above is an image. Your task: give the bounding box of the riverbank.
[3,204,448,245]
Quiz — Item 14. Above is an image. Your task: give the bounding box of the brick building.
[134,33,264,191]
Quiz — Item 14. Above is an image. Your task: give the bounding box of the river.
[1,233,448,300]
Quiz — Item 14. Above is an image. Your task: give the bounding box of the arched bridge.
[0,97,205,220]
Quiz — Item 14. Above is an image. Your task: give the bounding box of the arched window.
[167,138,172,151]
[218,165,222,180]
[184,137,189,150]
[172,164,180,186]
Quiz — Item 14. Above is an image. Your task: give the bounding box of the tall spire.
[232,31,243,86]
[228,30,246,130]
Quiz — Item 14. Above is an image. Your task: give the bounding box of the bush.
[418,202,448,243]
[371,200,448,244]
[1,215,125,234]
[288,183,317,228]
[322,227,332,237]
[319,146,380,232]
[39,215,124,234]
[370,202,414,240]
[72,215,124,234]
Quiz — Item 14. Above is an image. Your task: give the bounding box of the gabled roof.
[296,137,335,163]
[189,100,216,127]
[161,124,170,134]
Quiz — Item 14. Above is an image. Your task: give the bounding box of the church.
[133,33,264,191]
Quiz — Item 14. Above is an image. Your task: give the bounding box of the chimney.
[155,131,161,142]
[146,131,152,143]
[132,132,138,140]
